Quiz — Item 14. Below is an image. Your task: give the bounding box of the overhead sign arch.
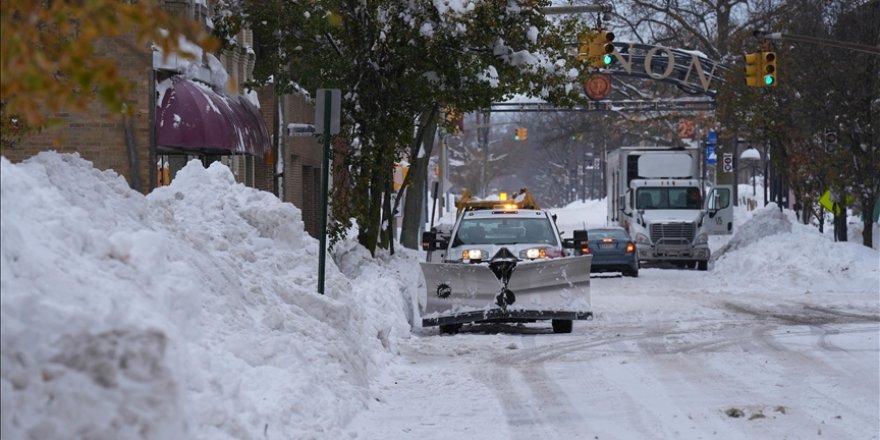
[489,43,730,112]
[603,43,730,96]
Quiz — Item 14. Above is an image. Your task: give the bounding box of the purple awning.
[156,77,270,155]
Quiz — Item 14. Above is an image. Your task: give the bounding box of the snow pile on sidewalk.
[712,204,879,298]
[0,152,414,440]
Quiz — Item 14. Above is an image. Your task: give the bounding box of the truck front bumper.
[638,243,710,261]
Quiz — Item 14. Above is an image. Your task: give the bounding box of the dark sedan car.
[582,227,639,277]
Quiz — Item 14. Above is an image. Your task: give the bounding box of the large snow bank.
[713,204,879,298]
[0,152,413,439]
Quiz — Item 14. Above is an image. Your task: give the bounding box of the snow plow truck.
[419,189,593,334]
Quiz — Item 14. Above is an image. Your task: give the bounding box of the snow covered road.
[347,268,880,440]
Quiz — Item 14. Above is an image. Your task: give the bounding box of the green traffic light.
[764,74,775,85]
[603,54,613,65]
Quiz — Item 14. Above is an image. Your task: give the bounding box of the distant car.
[582,227,639,277]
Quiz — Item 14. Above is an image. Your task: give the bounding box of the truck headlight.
[635,233,651,245]
[694,233,708,245]
[520,248,547,259]
[462,249,483,261]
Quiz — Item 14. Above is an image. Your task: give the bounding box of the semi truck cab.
[626,179,710,270]
[607,146,717,271]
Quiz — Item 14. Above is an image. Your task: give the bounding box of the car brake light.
[625,242,635,253]
[581,247,590,254]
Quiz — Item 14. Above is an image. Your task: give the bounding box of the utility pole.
[439,132,448,215]
[477,111,490,197]
[591,154,598,200]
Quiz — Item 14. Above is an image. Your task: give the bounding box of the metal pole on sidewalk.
[317,89,331,294]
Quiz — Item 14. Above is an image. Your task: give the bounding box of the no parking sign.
[722,153,733,173]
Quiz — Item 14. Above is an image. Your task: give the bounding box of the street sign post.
[316,89,341,294]
[706,146,716,165]
[722,153,733,173]
[706,129,717,165]
[315,89,341,135]
[287,123,316,136]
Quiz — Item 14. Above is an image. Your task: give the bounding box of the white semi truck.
[606,146,733,271]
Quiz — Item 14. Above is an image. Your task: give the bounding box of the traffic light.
[744,52,760,87]
[744,51,777,87]
[595,30,615,67]
[514,127,528,141]
[762,51,777,87]
[521,127,528,140]
[578,31,614,67]
[577,32,593,61]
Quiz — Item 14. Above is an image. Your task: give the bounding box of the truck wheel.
[697,260,708,271]
[627,267,639,277]
[439,324,462,334]
[552,319,573,334]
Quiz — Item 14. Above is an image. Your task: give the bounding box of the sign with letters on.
[722,153,733,173]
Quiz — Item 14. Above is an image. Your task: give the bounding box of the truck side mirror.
[619,192,632,216]
[421,231,437,251]
[706,198,719,217]
[563,230,589,249]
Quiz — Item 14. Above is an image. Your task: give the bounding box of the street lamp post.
[740,147,762,201]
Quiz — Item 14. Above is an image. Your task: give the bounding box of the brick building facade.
[3,0,324,237]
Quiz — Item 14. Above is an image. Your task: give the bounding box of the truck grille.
[650,223,695,242]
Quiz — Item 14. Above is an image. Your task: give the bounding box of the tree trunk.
[357,155,387,256]
[861,196,876,248]
[379,168,395,254]
[399,109,439,249]
[811,204,824,234]
[833,201,848,242]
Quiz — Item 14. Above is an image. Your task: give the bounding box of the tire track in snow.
[647,322,880,440]
[755,324,880,438]
[470,361,559,440]
[470,335,594,439]
[475,335,660,439]
[612,354,753,439]
[510,337,594,437]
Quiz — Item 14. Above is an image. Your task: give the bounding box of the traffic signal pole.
[541,5,612,15]
[754,30,880,56]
